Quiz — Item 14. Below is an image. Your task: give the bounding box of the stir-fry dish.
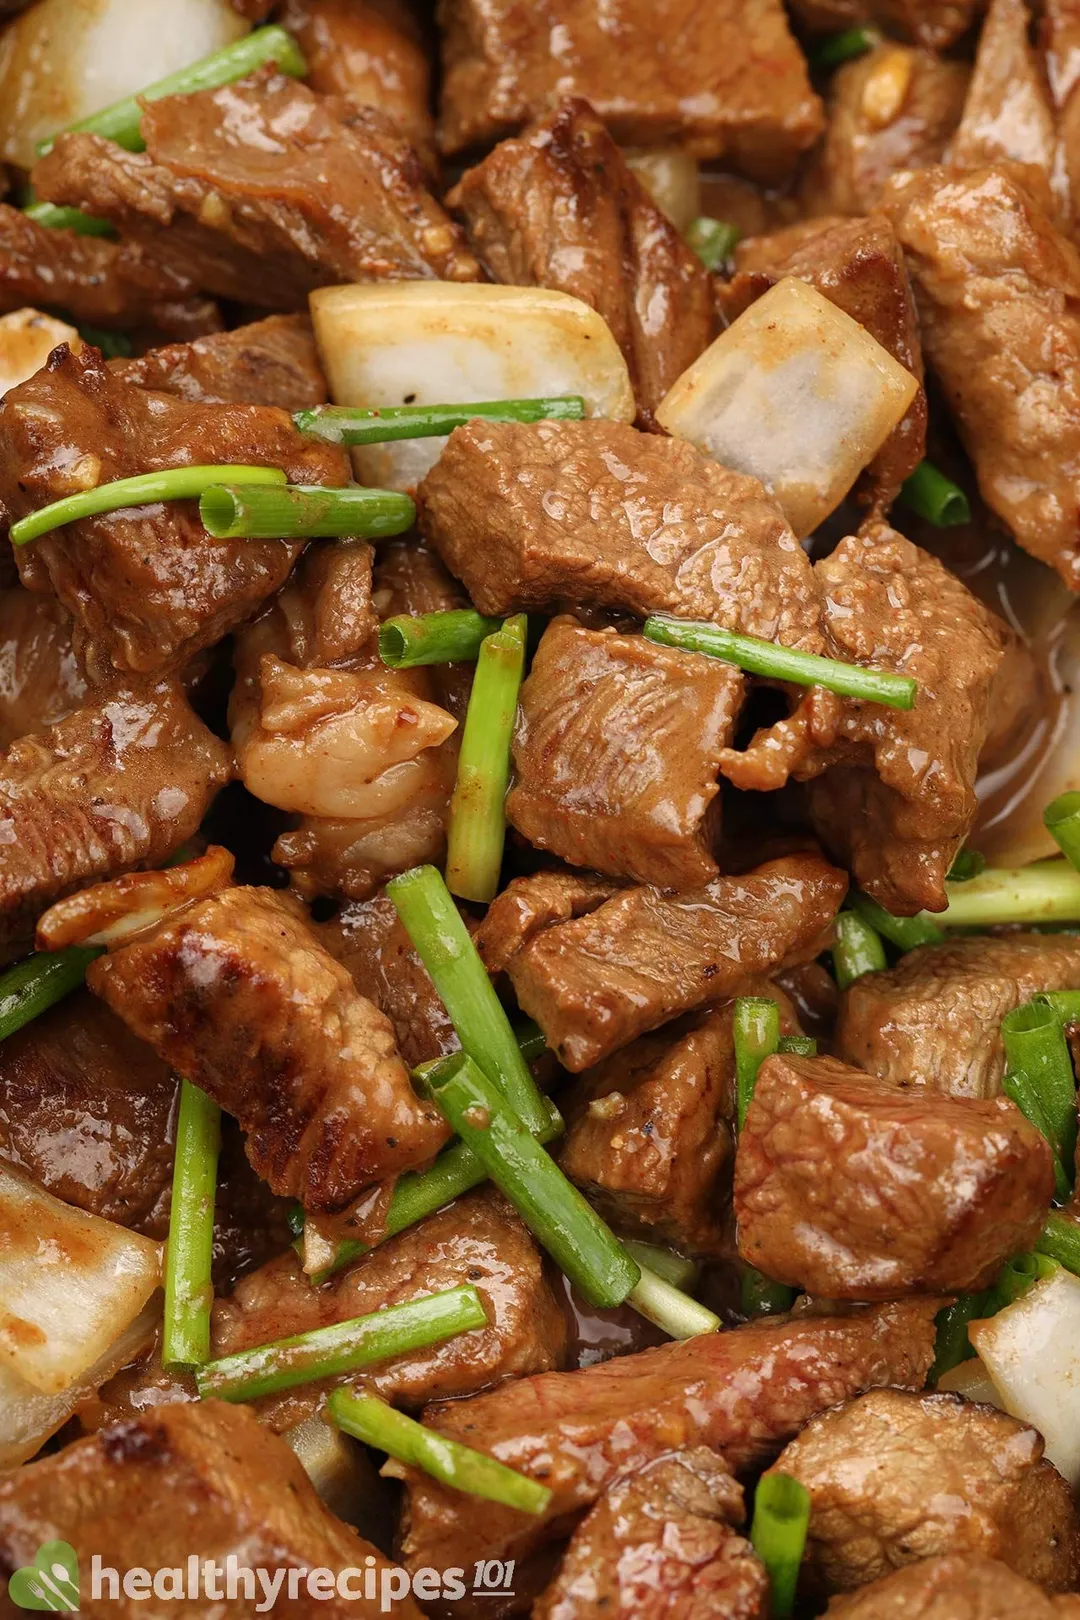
[9,1,1080,1616]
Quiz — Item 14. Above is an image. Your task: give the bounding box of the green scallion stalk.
[199,483,415,541]
[1001,1001,1078,1170]
[947,848,986,882]
[626,1263,719,1339]
[1034,990,1080,1026]
[379,610,502,670]
[810,25,879,71]
[832,911,887,991]
[161,1080,221,1371]
[195,1284,486,1401]
[740,1268,796,1318]
[849,890,944,951]
[386,864,549,1137]
[734,997,781,1130]
[917,861,1080,928]
[515,1018,547,1064]
[931,1293,989,1382]
[750,1473,811,1619]
[643,616,917,710]
[1036,1212,1080,1274]
[23,201,113,237]
[777,1035,818,1057]
[0,946,103,1041]
[294,396,585,446]
[1045,792,1080,872]
[686,216,741,271]
[445,614,526,904]
[10,465,288,547]
[77,325,133,359]
[993,1251,1059,1306]
[1001,1072,1072,1203]
[328,1390,552,1515]
[623,1240,699,1292]
[36,26,307,158]
[899,461,971,527]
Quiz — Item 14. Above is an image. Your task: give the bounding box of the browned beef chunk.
[771,1390,1080,1597]
[508,616,743,889]
[790,0,984,45]
[449,99,714,424]
[0,1402,421,1620]
[436,0,822,179]
[559,987,795,1257]
[949,0,1059,195]
[110,313,328,409]
[211,1189,568,1430]
[883,163,1080,589]
[0,202,220,338]
[88,885,449,1212]
[0,588,86,747]
[0,990,177,1228]
[506,855,847,1071]
[33,71,479,311]
[0,681,230,962]
[824,1554,1080,1618]
[0,344,346,682]
[734,1052,1054,1298]
[475,868,620,977]
[801,46,970,218]
[417,418,824,650]
[211,1120,296,1286]
[533,1449,768,1620]
[397,1298,941,1578]
[722,217,926,511]
[836,934,1080,1099]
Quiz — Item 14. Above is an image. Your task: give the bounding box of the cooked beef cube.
[801,46,970,218]
[0,588,86,747]
[507,616,744,889]
[0,681,230,962]
[0,202,220,339]
[0,1401,421,1620]
[824,1553,1080,1618]
[0,345,346,682]
[506,855,847,1071]
[475,867,621,976]
[949,0,1059,194]
[88,884,450,1212]
[319,891,458,1069]
[397,1298,941,1577]
[110,313,329,409]
[417,418,824,650]
[836,935,1080,1099]
[33,71,479,311]
[212,1189,568,1429]
[559,988,795,1257]
[436,0,822,180]
[734,1052,1054,1298]
[883,163,1080,590]
[789,0,984,46]
[533,1448,768,1620]
[0,990,178,1228]
[211,1120,296,1286]
[722,217,926,511]
[771,1389,1080,1597]
[449,99,714,424]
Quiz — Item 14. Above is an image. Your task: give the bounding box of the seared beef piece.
[0,588,86,746]
[89,885,450,1212]
[734,1052,1054,1298]
[949,0,1059,195]
[211,1120,296,1286]
[836,934,1080,1099]
[33,70,479,311]
[801,46,970,218]
[0,681,230,963]
[110,313,328,409]
[398,1298,941,1577]
[789,0,984,46]
[508,616,743,889]
[319,892,457,1069]
[449,99,714,424]
[436,0,822,179]
[558,987,795,1257]
[212,1190,568,1430]
[533,1448,768,1620]
[505,855,847,1071]
[722,217,926,511]
[883,163,1080,590]
[280,0,436,166]
[475,868,620,976]
[0,1402,421,1620]
[417,418,824,650]
[771,1389,1080,1596]
[0,202,220,338]
[824,1554,1080,1618]
[0,990,178,1228]
[0,345,346,682]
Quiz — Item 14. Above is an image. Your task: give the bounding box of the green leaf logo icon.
[7,1541,79,1611]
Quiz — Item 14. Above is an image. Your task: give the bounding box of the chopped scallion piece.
[1001,1000,1078,1172]
[686,216,741,271]
[379,610,502,670]
[161,1080,221,1371]
[627,1262,720,1339]
[1045,792,1080,872]
[740,1268,796,1318]
[1034,990,1080,1026]
[199,483,415,541]
[23,201,113,237]
[294,396,585,445]
[623,1240,699,1292]
[947,848,986,882]
[10,465,288,547]
[1037,1213,1080,1274]
[1001,1073,1072,1203]
[849,890,944,951]
[445,614,526,904]
[750,1473,811,1618]
[931,1293,990,1383]
[832,910,887,990]
[914,861,1080,929]
[0,946,103,1041]
[899,460,971,527]
[777,1035,817,1057]
[734,996,780,1130]
[810,25,879,71]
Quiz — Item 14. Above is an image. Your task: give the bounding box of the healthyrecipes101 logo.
[7,1541,80,1611]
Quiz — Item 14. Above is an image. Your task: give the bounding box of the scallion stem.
[294,396,585,446]
[1034,991,1080,1026]
[947,848,986,882]
[162,1080,221,1371]
[740,1268,796,1318]
[328,1390,552,1515]
[899,461,971,527]
[11,465,288,547]
[379,610,502,670]
[1045,792,1080,872]
[750,1473,811,1619]
[849,890,943,951]
[777,1035,817,1057]
[445,614,526,904]
[931,1293,989,1382]
[626,1263,719,1339]
[23,201,113,237]
[810,25,879,70]
[1001,1072,1072,1203]
[1001,1000,1077,1171]
[623,1240,699,1292]
[918,861,1080,928]
[0,946,103,1041]
[734,997,780,1131]
[832,911,887,990]
[994,1251,1058,1306]
[199,483,415,541]
[1037,1212,1080,1274]
[686,216,741,271]
[643,616,917,710]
